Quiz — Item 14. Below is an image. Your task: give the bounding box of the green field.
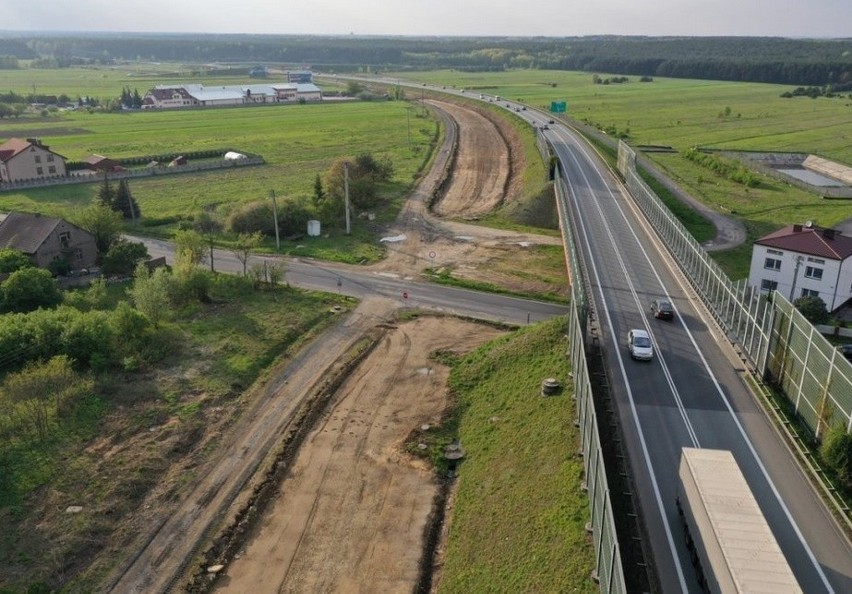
[0,100,435,214]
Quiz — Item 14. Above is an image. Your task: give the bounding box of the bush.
[821,423,852,491]
[1,267,62,313]
[226,200,275,235]
[101,240,150,275]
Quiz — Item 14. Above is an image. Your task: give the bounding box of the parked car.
[651,299,674,320]
[627,329,654,360]
[838,344,852,361]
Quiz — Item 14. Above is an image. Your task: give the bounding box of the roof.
[0,137,65,164]
[0,211,62,254]
[296,83,321,93]
[755,224,852,261]
[181,84,245,102]
[680,448,802,592]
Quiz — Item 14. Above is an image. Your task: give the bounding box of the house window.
[804,266,823,280]
[760,279,778,291]
[36,167,43,175]
[34,155,41,163]
[801,288,819,298]
[48,166,56,174]
[764,257,781,271]
[59,231,70,248]
[47,154,54,162]
[767,249,783,256]
[74,248,83,261]
[807,257,825,264]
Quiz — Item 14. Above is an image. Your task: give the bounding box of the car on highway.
[627,329,654,360]
[651,299,674,320]
[548,119,555,124]
[838,344,852,361]
[540,124,549,130]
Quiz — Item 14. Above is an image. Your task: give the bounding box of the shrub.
[821,423,852,491]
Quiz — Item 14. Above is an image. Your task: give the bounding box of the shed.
[83,154,121,172]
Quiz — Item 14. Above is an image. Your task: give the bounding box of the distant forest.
[0,34,851,87]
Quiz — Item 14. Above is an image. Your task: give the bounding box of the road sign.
[550,101,567,113]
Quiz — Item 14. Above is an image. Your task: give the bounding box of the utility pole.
[344,163,351,235]
[789,255,804,300]
[269,189,280,250]
[406,106,411,151]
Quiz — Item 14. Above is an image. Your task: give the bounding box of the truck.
[676,448,802,593]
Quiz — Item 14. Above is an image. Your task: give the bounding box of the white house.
[748,222,852,311]
[0,138,67,183]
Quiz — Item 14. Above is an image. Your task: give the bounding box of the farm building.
[83,154,123,172]
[141,82,323,109]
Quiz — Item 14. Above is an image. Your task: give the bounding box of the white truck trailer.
[677,447,802,593]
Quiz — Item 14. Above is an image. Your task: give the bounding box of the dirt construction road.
[216,317,504,593]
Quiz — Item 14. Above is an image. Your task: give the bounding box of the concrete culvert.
[541,377,561,396]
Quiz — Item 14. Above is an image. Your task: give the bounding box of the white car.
[627,329,654,361]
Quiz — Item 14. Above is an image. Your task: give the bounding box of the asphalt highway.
[537,114,852,592]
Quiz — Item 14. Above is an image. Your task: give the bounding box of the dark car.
[839,344,852,361]
[651,299,674,320]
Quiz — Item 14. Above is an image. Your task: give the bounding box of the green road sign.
[550,101,567,113]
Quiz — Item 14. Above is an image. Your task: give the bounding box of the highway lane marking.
[553,126,834,592]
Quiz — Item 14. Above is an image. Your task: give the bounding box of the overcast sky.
[3,0,851,38]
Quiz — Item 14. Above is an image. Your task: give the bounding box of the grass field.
[0,100,436,216]
[436,316,595,592]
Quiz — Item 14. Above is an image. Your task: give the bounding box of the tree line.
[0,33,850,86]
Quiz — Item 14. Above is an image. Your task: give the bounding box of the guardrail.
[616,140,852,441]
[554,163,626,594]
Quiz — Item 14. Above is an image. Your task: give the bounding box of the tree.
[172,229,211,302]
[312,173,325,207]
[793,294,830,325]
[97,173,115,209]
[0,248,32,273]
[101,240,149,275]
[324,153,394,215]
[114,179,141,221]
[0,267,63,313]
[232,231,263,276]
[75,203,123,257]
[173,229,206,267]
[129,262,171,327]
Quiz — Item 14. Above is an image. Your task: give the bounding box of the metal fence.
[617,140,852,439]
[555,167,626,594]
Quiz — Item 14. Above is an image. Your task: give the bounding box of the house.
[0,212,98,271]
[0,138,67,183]
[748,222,852,311]
[83,154,123,172]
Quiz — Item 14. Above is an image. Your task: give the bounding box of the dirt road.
[215,317,504,593]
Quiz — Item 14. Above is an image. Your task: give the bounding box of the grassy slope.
[438,317,595,593]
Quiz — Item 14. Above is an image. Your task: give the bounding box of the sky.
[3,0,851,38]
